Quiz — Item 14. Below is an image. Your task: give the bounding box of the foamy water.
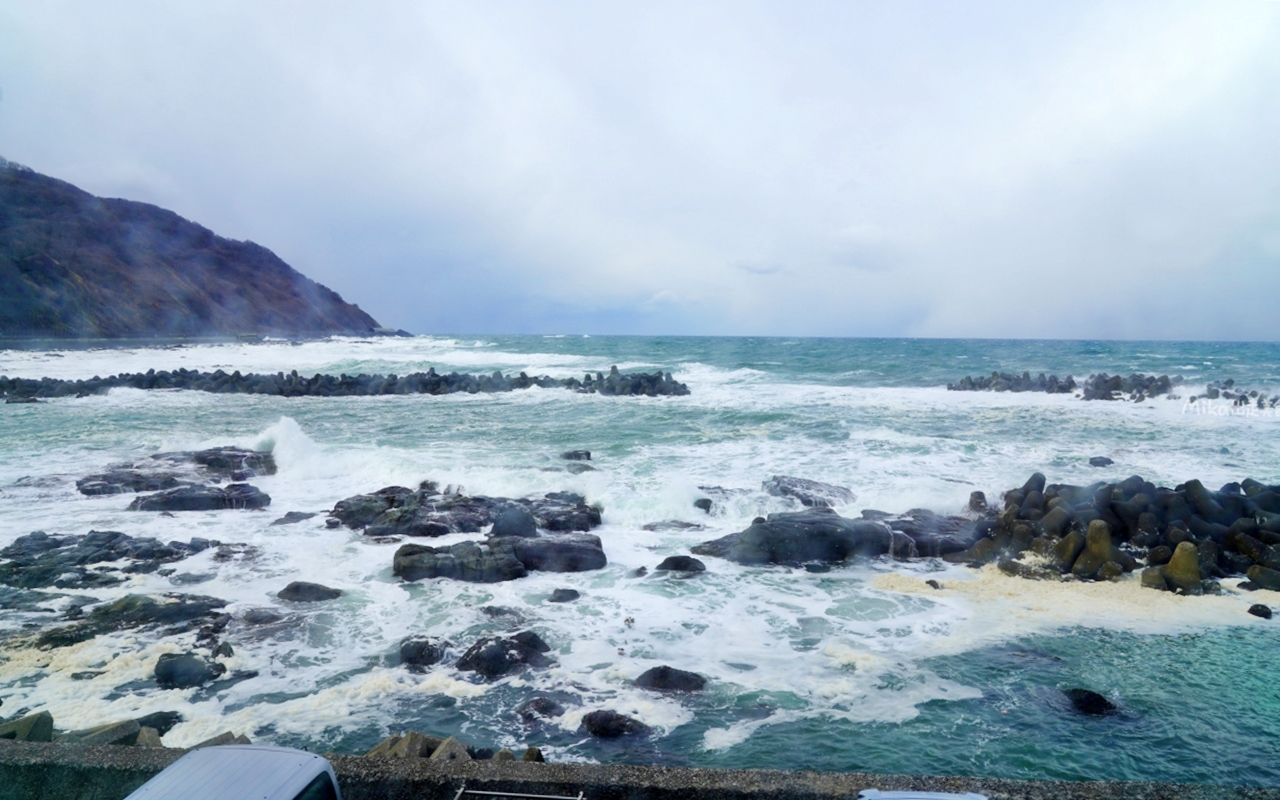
[1,335,1279,782]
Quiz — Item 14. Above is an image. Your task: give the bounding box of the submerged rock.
[516,697,565,722]
[37,594,227,648]
[0,530,210,590]
[277,581,343,602]
[548,588,580,603]
[763,475,856,508]
[154,653,227,689]
[1064,688,1116,716]
[456,634,554,680]
[128,483,270,511]
[634,665,706,692]
[581,710,649,738]
[399,636,448,670]
[655,556,705,573]
[692,508,905,566]
[1248,604,1273,620]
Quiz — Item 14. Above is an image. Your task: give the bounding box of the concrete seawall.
[1,741,1276,800]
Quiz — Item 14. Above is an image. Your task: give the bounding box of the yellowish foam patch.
[872,564,1276,646]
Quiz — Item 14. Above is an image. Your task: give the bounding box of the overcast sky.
[2,1,1279,339]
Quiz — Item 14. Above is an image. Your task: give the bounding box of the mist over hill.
[0,158,383,338]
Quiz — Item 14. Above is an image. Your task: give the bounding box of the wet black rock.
[491,507,538,538]
[763,475,856,508]
[634,665,706,692]
[134,711,183,737]
[277,581,342,602]
[1065,688,1116,716]
[38,594,227,648]
[399,636,448,670]
[692,508,909,566]
[241,608,285,626]
[694,498,713,513]
[654,556,705,573]
[872,509,984,557]
[1248,604,1272,619]
[456,634,555,680]
[154,652,227,689]
[581,710,649,738]
[272,511,317,526]
[561,450,591,461]
[332,484,601,538]
[516,697,565,722]
[548,588,580,603]
[0,530,211,590]
[1089,457,1115,468]
[76,448,275,496]
[128,483,270,511]
[393,534,606,584]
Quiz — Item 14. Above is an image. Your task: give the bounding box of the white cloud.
[1,0,1278,338]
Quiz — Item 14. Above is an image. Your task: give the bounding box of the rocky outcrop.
[154,652,227,689]
[581,710,649,738]
[76,447,275,497]
[330,483,602,537]
[399,636,448,670]
[36,594,227,649]
[634,666,706,692]
[392,533,606,583]
[127,483,270,511]
[455,632,554,680]
[691,508,911,566]
[276,581,343,602]
[0,158,381,338]
[0,366,689,401]
[0,530,215,589]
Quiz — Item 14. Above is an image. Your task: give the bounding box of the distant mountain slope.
[0,158,383,337]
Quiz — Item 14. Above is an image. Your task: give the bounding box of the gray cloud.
[1,0,1278,338]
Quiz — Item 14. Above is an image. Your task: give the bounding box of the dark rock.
[399,636,448,670]
[548,589,580,603]
[926,579,942,589]
[582,710,649,738]
[634,665,706,692]
[134,711,182,737]
[154,652,227,689]
[968,491,987,512]
[511,534,608,573]
[336,484,602,538]
[241,608,285,625]
[516,697,565,722]
[38,594,227,648]
[0,530,206,589]
[128,483,270,511]
[655,556,706,573]
[763,475,856,508]
[1065,688,1116,715]
[1248,604,1272,619]
[694,498,713,513]
[491,507,538,538]
[692,508,900,565]
[277,581,342,602]
[76,470,186,496]
[641,520,706,532]
[271,511,317,526]
[510,630,551,653]
[456,635,554,679]
[1089,457,1114,468]
[877,509,983,557]
[1147,545,1172,566]
[561,450,591,461]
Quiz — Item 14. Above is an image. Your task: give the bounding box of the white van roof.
[124,745,337,800]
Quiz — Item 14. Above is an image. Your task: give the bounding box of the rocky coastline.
[948,370,1279,407]
[0,364,689,401]
[1,441,1276,760]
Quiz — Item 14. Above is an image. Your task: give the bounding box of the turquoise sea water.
[1,335,1279,784]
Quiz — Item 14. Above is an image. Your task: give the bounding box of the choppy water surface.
[1,335,1279,784]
